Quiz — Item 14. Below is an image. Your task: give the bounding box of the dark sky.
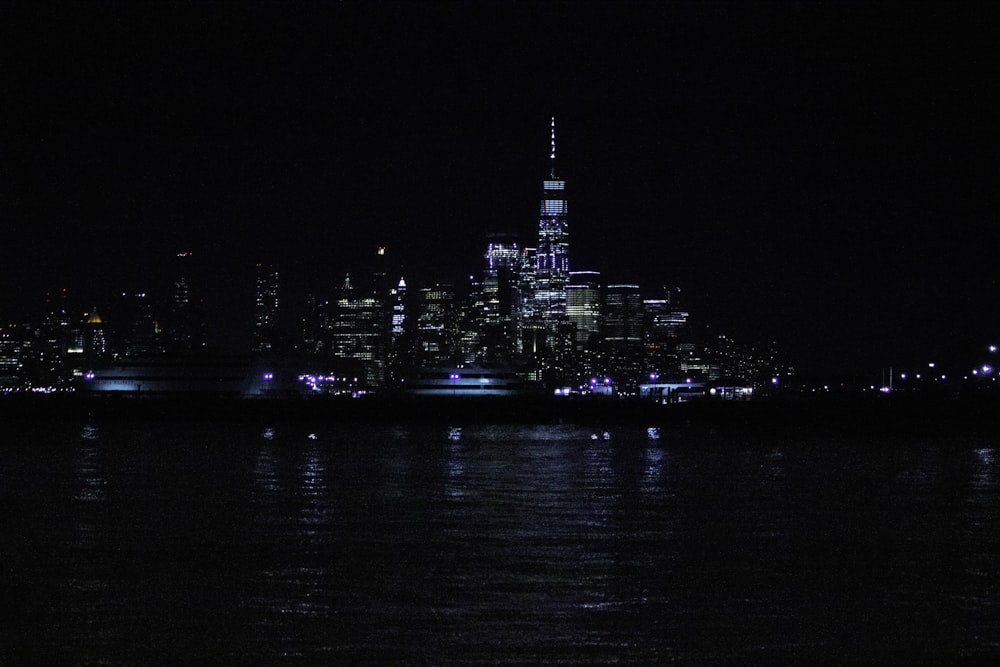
[3,1,1000,374]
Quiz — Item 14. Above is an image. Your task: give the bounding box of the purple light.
[604,377,611,385]
[449,373,460,380]
[263,372,273,381]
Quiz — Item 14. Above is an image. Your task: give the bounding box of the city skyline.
[3,2,1000,375]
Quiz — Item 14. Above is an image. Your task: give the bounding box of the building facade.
[532,117,570,331]
[253,263,280,352]
[566,271,602,349]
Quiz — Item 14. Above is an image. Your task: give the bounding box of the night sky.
[3,2,1000,375]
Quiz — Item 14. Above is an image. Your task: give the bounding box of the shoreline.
[3,392,1000,435]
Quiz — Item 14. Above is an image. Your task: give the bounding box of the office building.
[168,252,205,351]
[566,271,602,349]
[253,263,280,352]
[416,283,456,367]
[603,284,644,383]
[532,117,570,329]
[329,274,385,387]
[482,232,522,356]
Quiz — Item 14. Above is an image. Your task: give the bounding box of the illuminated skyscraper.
[0,326,25,387]
[603,284,644,382]
[604,285,643,349]
[330,273,385,387]
[83,307,108,360]
[533,117,569,328]
[482,232,523,356]
[416,283,456,366]
[390,277,407,341]
[566,271,602,348]
[644,286,690,378]
[253,263,279,352]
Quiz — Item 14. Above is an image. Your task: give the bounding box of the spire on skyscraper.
[549,116,557,177]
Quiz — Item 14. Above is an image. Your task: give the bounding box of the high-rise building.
[532,117,569,329]
[33,288,72,384]
[566,271,602,349]
[416,283,456,367]
[644,286,689,378]
[83,307,108,360]
[482,233,522,356]
[168,252,205,351]
[516,246,538,352]
[112,291,162,358]
[604,285,643,350]
[455,274,484,365]
[253,263,279,352]
[329,273,385,387]
[390,277,407,341]
[301,292,321,355]
[603,284,644,383]
[0,326,24,387]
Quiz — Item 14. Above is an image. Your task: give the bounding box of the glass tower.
[533,117,569,329]
[566,271,602,348]
[253,263,279,352]
[483,233,522,336]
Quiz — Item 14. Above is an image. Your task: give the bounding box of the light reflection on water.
[1,423,1000,662]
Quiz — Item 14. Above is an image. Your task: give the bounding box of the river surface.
[2,418,999,662]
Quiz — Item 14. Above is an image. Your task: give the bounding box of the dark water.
[2,418,999,663]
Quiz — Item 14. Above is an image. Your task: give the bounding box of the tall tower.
[330,273,385,387]
[253,263,279,352]
[168,252,205,352]
[566,271,602,349]
[482,232,522,351]
[533,117,569,329]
